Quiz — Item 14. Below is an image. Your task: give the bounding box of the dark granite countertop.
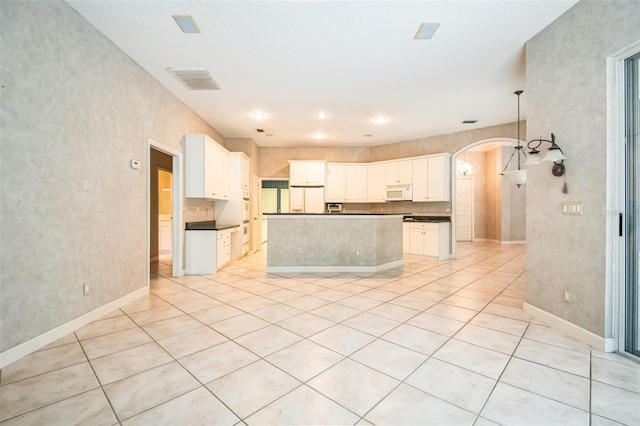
[185,220,240,231]
[403,215,451,223]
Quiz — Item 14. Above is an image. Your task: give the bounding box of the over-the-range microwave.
[385,184,413,201]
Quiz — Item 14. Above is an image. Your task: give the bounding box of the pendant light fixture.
[501,90,527,188]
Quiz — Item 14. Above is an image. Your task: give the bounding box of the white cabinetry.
[217,229,232,268]
[216,152,250,259]
[412,154,451,202]
[385,160,413,185]
[408,222,449,260]
[184,134,229,200]
[367,163,386,202]
[289,161,326,186]
[241,155,250,194]
[326,163,367,202]
[159,220,172,253]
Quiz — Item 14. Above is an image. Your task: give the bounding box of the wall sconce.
[525,133,567,177]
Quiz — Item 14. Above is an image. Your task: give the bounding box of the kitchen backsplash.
[337,201,451,215]
[183,199,216,223]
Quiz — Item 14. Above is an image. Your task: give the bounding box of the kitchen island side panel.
[266,215,403,272]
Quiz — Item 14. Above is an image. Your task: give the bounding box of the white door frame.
[450,138,518,259]
[456,175,474,242]
[608,41,640,353]
[147,138,184,278]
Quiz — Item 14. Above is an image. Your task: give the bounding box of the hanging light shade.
[525,149,542,165]
[501,90,526,188]
[542,145,567,162]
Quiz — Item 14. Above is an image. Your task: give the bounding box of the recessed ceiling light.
[372,116,387,124]
[364,134,373,138]
[462,120,478,124]
[265,133,274,137]
[172,15,201,34]
[414,22,440,40]
[255,128,265,133]
[313,132,326,139]
[315,112,328,119]
[252,111,266,120]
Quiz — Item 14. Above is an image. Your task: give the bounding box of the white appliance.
[385,184,413,201]
[290,187,325,213]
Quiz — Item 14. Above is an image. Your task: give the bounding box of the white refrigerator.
[290,187,325,213]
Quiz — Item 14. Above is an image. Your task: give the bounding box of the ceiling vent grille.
[166,68,221,90]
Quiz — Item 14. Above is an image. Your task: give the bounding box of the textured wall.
[0,1,221,352]
[526,0,640,336]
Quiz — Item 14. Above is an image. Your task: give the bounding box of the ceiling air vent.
[166,68,221,90]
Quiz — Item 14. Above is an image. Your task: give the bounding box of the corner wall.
[0,1,222,354]
[525,0,640,338]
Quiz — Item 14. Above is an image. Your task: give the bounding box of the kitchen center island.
[265,213,404,273]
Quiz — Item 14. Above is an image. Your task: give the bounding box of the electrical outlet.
[83,282,91,296]
[563,288,572,303]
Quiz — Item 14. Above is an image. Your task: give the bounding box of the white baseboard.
[0,287,149,369]
[501,240,526,245]
[523,303,615,352]
[266,259,404,274]
[468,238,525,245]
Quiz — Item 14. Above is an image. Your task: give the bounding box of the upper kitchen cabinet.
[184,134,229,200]
[289,160,326,186]
[385,159,413,185]
[325,163,367,203]
[412,154,451,202]
[368,163,386,202]
[241,154,250,194]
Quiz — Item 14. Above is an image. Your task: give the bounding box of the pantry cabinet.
[184,134,229,200]
[326,163,367,202]
[412,154,451,202]
[289,161,326,186]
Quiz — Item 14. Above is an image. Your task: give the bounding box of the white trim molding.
[0,287,148,369]
[524,303,616,352]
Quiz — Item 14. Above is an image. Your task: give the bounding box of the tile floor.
[1,242,639,425]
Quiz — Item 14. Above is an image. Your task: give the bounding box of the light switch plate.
[561,201,583,215]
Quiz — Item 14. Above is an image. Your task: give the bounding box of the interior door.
[456,176,473,241]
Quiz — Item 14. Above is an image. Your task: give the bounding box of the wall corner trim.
[0,287,149,369]
[523,303,615,352]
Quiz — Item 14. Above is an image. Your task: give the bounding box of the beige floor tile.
[335,295,384,311]
[127,305,185,326]
[207,360,300,418]
[382,324,448,355]
[277,312,336,337]
[231,295,279,312]
[309,303,360,322]
[245,385,359,425]
[406,312,466,336]
[190,304,244,324]
[469,312,529,336]
[122,387,239,426]
[0,342,87,385]
[157,326,227,359]
[90,341,173,385]
[523,324,591,353]
[308,359,399,416]
[364,383,476,425]
[80,327,152,360]
[310,324,375,355]
[283,295,332,311]
[441,294,489,311]
[37,333,78,351]
[103,361,199,421]
[514,338,590,377]
[75,315,138,340]
[426,303,478,322]
[481,302,532,322]
[481,382,589,426]
[591,381,640,425]
[251,303,304,323]
[120,295,170,314]
[266,340,344,382]
[1,388,116,426]
[500,357,589,410]
[341,312,401,337]
[433,338,510,379]
[351,339,428,380]
[141,314,203,340]
[179,340,259,383]
[235,325,302,356]
[210,313,270,338]
[0,362,99,421]
[406,358,496,413]
[454,324,521,355]
[171,296,222,313]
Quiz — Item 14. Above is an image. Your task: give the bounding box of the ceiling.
[67,1,577,148]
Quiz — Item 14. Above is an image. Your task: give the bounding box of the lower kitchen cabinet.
[407,222,450,260]
[186,228,236,274]
[403,223,410,253]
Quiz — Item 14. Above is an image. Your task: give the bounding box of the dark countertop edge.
[263,213,408,216]
[185,220,240,231]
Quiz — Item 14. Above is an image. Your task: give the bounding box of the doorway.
[456,176,474,241]
[148,139,183,278]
